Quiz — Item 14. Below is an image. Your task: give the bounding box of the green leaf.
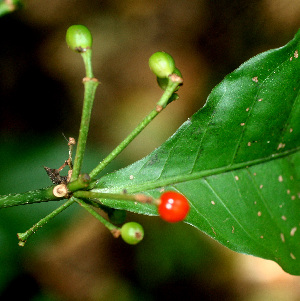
[93,30,300,275]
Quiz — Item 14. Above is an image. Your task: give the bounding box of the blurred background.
[0,0,300,300]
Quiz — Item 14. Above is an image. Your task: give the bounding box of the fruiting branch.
[65,25,100,180]
[0,25,186,246]
[89,53,183,180]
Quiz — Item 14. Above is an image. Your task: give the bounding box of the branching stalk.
[74,197,120,236]
[17,198,75,246]
[89,75,182,180]
[71,49,99,180]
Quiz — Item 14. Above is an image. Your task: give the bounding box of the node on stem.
[53,184,68,198]
[157,67,183,91]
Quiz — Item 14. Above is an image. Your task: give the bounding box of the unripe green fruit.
[66,25,93,53]
[121,222,144,245]
[149,51,175,78]
[157,67,182,91]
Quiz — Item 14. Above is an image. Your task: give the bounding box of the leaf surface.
[93,31,300,275]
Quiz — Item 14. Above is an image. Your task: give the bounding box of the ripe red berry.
[158,191,190,223]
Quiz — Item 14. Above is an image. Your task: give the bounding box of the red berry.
[158,191,190,223]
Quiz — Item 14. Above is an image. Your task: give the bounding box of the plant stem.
[81,50,94,78]
[0,173,92,209]
[74,197,120,236]
[71,49,99,180]
[67,173,91,191]
[89,76,182,180]
[17,198,75,246]
[73,190,155,204]
[0,186,59,208]
[89,109,160,180]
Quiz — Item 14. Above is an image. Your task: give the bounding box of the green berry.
[66,25,93,53]
[149,51,175,78]
[157,67,182,91]
[121,222,144,245]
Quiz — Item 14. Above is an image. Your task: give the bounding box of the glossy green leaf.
[93,30,300,274]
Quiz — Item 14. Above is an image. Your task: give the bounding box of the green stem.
[0,173,92,209]
[73,190,155,204]
[17,198,75,246]
[71,49,99,180]
[89,76,182,180]
[0,186,59,208]
[157,78,181,107]
[74,197,120,235]
[67,173,91,191]
[89,108,160,180]
[81,50,94,78]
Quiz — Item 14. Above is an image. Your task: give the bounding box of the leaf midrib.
[95,147,300,194]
